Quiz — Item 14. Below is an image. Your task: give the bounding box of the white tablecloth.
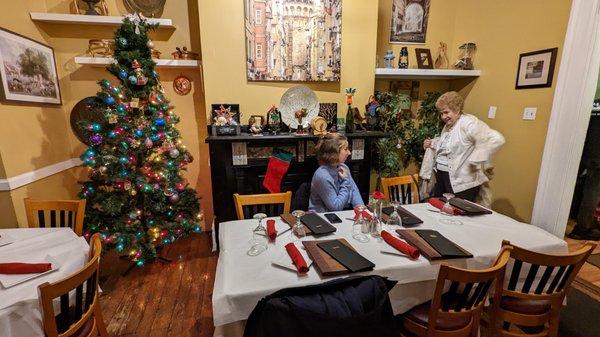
[0,228,89,337]
[212,203,568,329]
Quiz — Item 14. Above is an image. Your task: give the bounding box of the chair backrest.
[24,198,86,236]
[381,174,419,204]
[291,182,311,211]
[427,246,512,334]
[498,240,596,301]
[233,191,292,220]
[38,233,102,337]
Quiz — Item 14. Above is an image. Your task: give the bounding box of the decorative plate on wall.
[279,86,319,129]
[70,96,106,145]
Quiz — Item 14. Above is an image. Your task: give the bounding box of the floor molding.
[0,158,82,191]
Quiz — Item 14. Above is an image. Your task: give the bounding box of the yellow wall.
[451,0,572,222]
[198,0,380,123]
[0,0,211,228]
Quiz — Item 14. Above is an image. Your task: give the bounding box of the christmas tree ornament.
[130,97,140,108]
[134,129,144,138]
[128,75,138,84]
[99,166,107,174]
[154,118,166,127]
[108,114,118,124]
[169,193,180,203]
[104,95,116,105]
[147,40,155,49]
[144,138,153,148]
[117,37,128,47]
[116,104,127,115]
[169,148,180,158]
[90,134,103,145]
[118,69,128,79]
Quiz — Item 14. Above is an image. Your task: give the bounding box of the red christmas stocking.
[262,150,292,193]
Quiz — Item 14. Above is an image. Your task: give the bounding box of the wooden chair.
[381,174,419,204]
[485,240,597,337]
[24,198,86,236]
[38,233,109,337]
[398,246,512,337]
[233,191,292,220]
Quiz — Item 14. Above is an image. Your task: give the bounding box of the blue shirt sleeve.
[311,167,353,212]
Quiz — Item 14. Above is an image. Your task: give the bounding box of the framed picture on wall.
[515,48,558,89]
[390,0,431,44]
[415,48,433,69]
[0,27,61,104]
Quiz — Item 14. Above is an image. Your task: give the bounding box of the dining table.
[212,203,568,337]
[0,227,90,337]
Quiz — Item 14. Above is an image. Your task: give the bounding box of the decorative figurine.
[248,116,263,135]
[171,46,199,60]
[454,43,477,70]
[311,116,328,136]
[434,42,449,69]
[213,105,238,126]
[398,47,409,69]
[294,108,308,134]
[365,95,380,130]
[266,105,282,135]
[383,50,395,69]
[345,88,357,134]
[353,107,367,131]
[73,0,109,15]
[131,59,148,85]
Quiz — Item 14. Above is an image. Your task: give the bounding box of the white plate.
[0,233,15,247]
[279,85,319,129]
[271,244,313,273]
[0,255,61,288]
[256,221,292,238]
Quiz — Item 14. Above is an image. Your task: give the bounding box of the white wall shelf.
[30,12,174,28]
[375,68,481,80]
[74,57,200,68]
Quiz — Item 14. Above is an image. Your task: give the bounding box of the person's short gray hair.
[436,91,464,113]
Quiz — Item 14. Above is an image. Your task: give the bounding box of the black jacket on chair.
[243,275,399,337]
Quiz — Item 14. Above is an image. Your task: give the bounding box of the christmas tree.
[78,14,201,267]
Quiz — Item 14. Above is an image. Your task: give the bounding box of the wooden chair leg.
[547,310,561,337]
[94,305,110,337]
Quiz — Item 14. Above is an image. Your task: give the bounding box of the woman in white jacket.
[422,91,505,202]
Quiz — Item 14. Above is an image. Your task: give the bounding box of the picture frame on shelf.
[415,48,434,69]
[515,48,558,89]
[0,27,61,105]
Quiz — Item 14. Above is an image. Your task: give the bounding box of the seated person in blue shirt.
[309,133,364,212]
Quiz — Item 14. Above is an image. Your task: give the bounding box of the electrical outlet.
[488,106,497,119]
[523,107,537,120]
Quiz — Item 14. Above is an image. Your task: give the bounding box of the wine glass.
[352,205,370,243]
[247,213,268,256]
[291,210,306,242]
[386,201,402,230]
[439,193,463,225]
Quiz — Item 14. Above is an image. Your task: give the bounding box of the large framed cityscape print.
[244,0,342,82]
[389,0,430,44]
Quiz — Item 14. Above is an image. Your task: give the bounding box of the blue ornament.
[116,243,124,252]
[118,70,128,79]
[118,37,128,47]
[128,75,137,84]
[154,118,166,127]
[85,148,97,157]
[119,156,129,164]
[136,260,145,267]
[119,170,129,178]
[104,96,115,105]
[90,123,102,132]
[116,104,126,115]
[108,131,118,138]
[150,134,160,142]
[134,129,144,138]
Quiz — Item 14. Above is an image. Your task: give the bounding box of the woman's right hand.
[338,166,349,179]
[423,138,432,150]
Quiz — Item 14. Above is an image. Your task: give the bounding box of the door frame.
[531,0,600,237]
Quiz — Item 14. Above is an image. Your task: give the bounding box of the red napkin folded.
[284,243,309,274]
[0,262,52,274]
[428,198,464,216]
[266,219,277,241]
[353,208,373,221]
[381,230,420,260]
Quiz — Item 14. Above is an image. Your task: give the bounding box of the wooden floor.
[98,233,218,337]
[565,236,600,299]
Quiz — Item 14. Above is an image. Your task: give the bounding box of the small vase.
[370,200,382,238]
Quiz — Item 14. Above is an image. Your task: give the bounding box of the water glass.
[247,213,268,256]
[352,205,370,243]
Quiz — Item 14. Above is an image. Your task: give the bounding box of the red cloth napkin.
[428,198,464,215]
[381,230,420,260]
[353,208,373,221]
[0,262,52,274]
[266,219,277,241]
[284,243,309,274]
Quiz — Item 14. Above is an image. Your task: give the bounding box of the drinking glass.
[247,213,268,256]
[386,201,402,230]
[439,193,463,225]
[352,205,370,243]
[291,210,306,242]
